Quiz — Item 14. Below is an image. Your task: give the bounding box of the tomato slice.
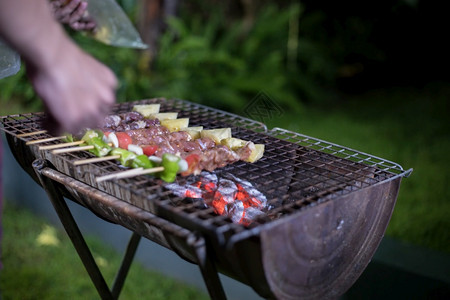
[115,132,132,149]
[181,154,201,176]
[142,145,158,156]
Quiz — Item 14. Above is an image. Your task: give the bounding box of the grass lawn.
[0,201,209,300]
[265,82,450,253]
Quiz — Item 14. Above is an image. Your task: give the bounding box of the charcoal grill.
[1,98,412,299]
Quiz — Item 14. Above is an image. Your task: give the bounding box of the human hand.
[26,39,117,135]
[50,0,96,31]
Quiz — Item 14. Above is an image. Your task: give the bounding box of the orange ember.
[166,171,268,225]
[183,180,264,224]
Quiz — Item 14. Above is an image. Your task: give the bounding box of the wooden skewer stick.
[51,142,113,154]
[26,135,66,145]
[52,145,94,154]
[96,166,165,183]
[95,167,144,182]
[73,155,121,166]
[17,130,47,138]
[39,140,85,151]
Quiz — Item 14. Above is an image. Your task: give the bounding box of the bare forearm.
[0,0,68,69]
[0,0,117,135]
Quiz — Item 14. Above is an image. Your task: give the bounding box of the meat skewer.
[20,104,264,182]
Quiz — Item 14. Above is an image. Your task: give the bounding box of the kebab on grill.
[57,104,264,182]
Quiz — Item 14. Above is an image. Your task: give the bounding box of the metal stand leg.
[112,232,141,298]
[188,234,227,300]
[32,159,140,300]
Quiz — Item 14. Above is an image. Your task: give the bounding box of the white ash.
[165,171,268,224]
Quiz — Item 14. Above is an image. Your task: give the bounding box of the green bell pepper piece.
[63,133,74,143]
[160,153,180,183]
[111,148,136,167]
[131,155,155,169]
[81,130,100,145]
[88,137,112,157]
[94,129,104,138]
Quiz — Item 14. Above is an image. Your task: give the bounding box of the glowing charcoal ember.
[236,183,263,208]
[234,178,267,208]
[224,201,243,223]
[165,171,268,225]
[241,207,266,225]
[185,189,201,198]
[213,179,237,214]
[165,182,203,199]
[212,193,228,215]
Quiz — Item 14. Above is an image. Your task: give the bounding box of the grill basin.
[1,98,411,299]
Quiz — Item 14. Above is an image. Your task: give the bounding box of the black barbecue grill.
[1,98,412,299]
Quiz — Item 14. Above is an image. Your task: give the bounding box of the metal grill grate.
[268,127,409,176]
[1,98,411,237]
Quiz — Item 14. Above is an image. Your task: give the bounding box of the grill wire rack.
[0,98,412,233]
[1,98,412,300]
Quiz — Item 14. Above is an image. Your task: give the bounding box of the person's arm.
[0,0,117,135]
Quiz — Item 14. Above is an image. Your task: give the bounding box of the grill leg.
[188,234,227,300]
[32,159,139,300]
[112,232,141,298]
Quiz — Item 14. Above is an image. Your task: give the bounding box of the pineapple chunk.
[161,118,189,132]
[221,137,248,150]
[182,126,203,131]
[149,112,178,120]
[200,128,232,144]
[180,126,203,139]
[132,104,160,117]
[245,144,265,163]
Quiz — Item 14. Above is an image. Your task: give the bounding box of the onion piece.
[178,159,188,172]
[107,132,119,148]
[148,156,162,164]
[128,144,143,155]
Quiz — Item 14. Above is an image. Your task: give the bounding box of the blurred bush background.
[1,0,449,253]
[1,0,448,112]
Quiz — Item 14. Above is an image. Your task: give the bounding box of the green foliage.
[0,202,208,299]
[92,3,315,113]
[1,3,339,115]
[0,65,42,113]
[116,0,139,20]
[150,3,335,112]
[152,5,301,112]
